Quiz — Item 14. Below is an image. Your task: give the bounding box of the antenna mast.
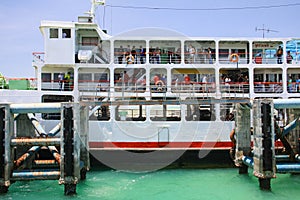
[88,0,106,22]
[255,24,278,38]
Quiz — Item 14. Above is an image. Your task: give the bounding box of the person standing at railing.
[288,76,293,92]
[286,51,293,64]
[276,46,283,64]
[139,45,145,64]
[296,76,300,93]
[58,72,64,91]
[188,45,195,64]
[207,47,213,64]
[118,45,125,64]
[64,72,71,91]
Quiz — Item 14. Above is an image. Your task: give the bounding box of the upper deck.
[30,17,300,101]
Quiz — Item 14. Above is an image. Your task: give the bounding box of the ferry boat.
[1,0,300,170]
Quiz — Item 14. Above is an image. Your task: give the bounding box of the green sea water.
[1,168,300,200]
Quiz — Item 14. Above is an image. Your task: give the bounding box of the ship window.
[150,97,181,121]
[220,103,235,121]
[149,40,181,64]
[219,41,249,64]
[82,37,98,46]
[219,68,249,93]
[79,73,92,81]
[185,98,215,121]
[50,28,58,38]
[286,69,300,93]
[42,73,51,82]
[114,68,146,92]
[150,105,181,121]
[115,97,146,121]
[62,29,71,38]
[171,68,216,93]
[114,40,146,64]
[252,41,283,64]
[89,103,110,121]
[95,73,108,81]
[184,40,215,64]
[254,68,282,93]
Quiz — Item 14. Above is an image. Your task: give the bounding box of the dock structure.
[234,99,300,190]
[0,103,89,195]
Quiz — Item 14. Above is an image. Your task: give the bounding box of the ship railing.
[170,82,216,93]
[79,83,251,102]
[220,82,250,94]
[253,82,283,93]
[32,52,45,64]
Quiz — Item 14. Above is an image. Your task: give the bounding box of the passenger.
[188,45,196,63]
[138,76,146,90]
[288,76,293,92]
[276,46,283,64]
[123,71,129,86]
[207,47,213,64]
[225,112,235,121]
[153,47,161,64]
[229,129,236,160]
[131,46,137,63]
[286,51,293,64]
[153,74,160,84]
[139,45,145,64]
[184,74,191,84]
[296,76,300,92]
[64,72,71,91]
[58,72,64,91]
[201,74,207,91]
[224,75,231,91]
[118,45,125,64]
[175,47,181,64]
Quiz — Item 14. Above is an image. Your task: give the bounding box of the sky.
[0,0,300,77]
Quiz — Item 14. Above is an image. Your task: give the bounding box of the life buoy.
[229,53,239,63]
[155,80,165,91]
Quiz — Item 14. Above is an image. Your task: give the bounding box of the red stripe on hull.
[89,141,234,149]
[89,141,284,149]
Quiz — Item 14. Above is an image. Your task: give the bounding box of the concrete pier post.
[234,103,251,174]
[253,99,276,190]
[78,104,89,179]
[0,104,13,193]
[59,103,89,195]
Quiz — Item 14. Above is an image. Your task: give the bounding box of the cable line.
[105,3,300,11]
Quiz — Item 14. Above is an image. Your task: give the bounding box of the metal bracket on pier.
[0,103,89,195]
